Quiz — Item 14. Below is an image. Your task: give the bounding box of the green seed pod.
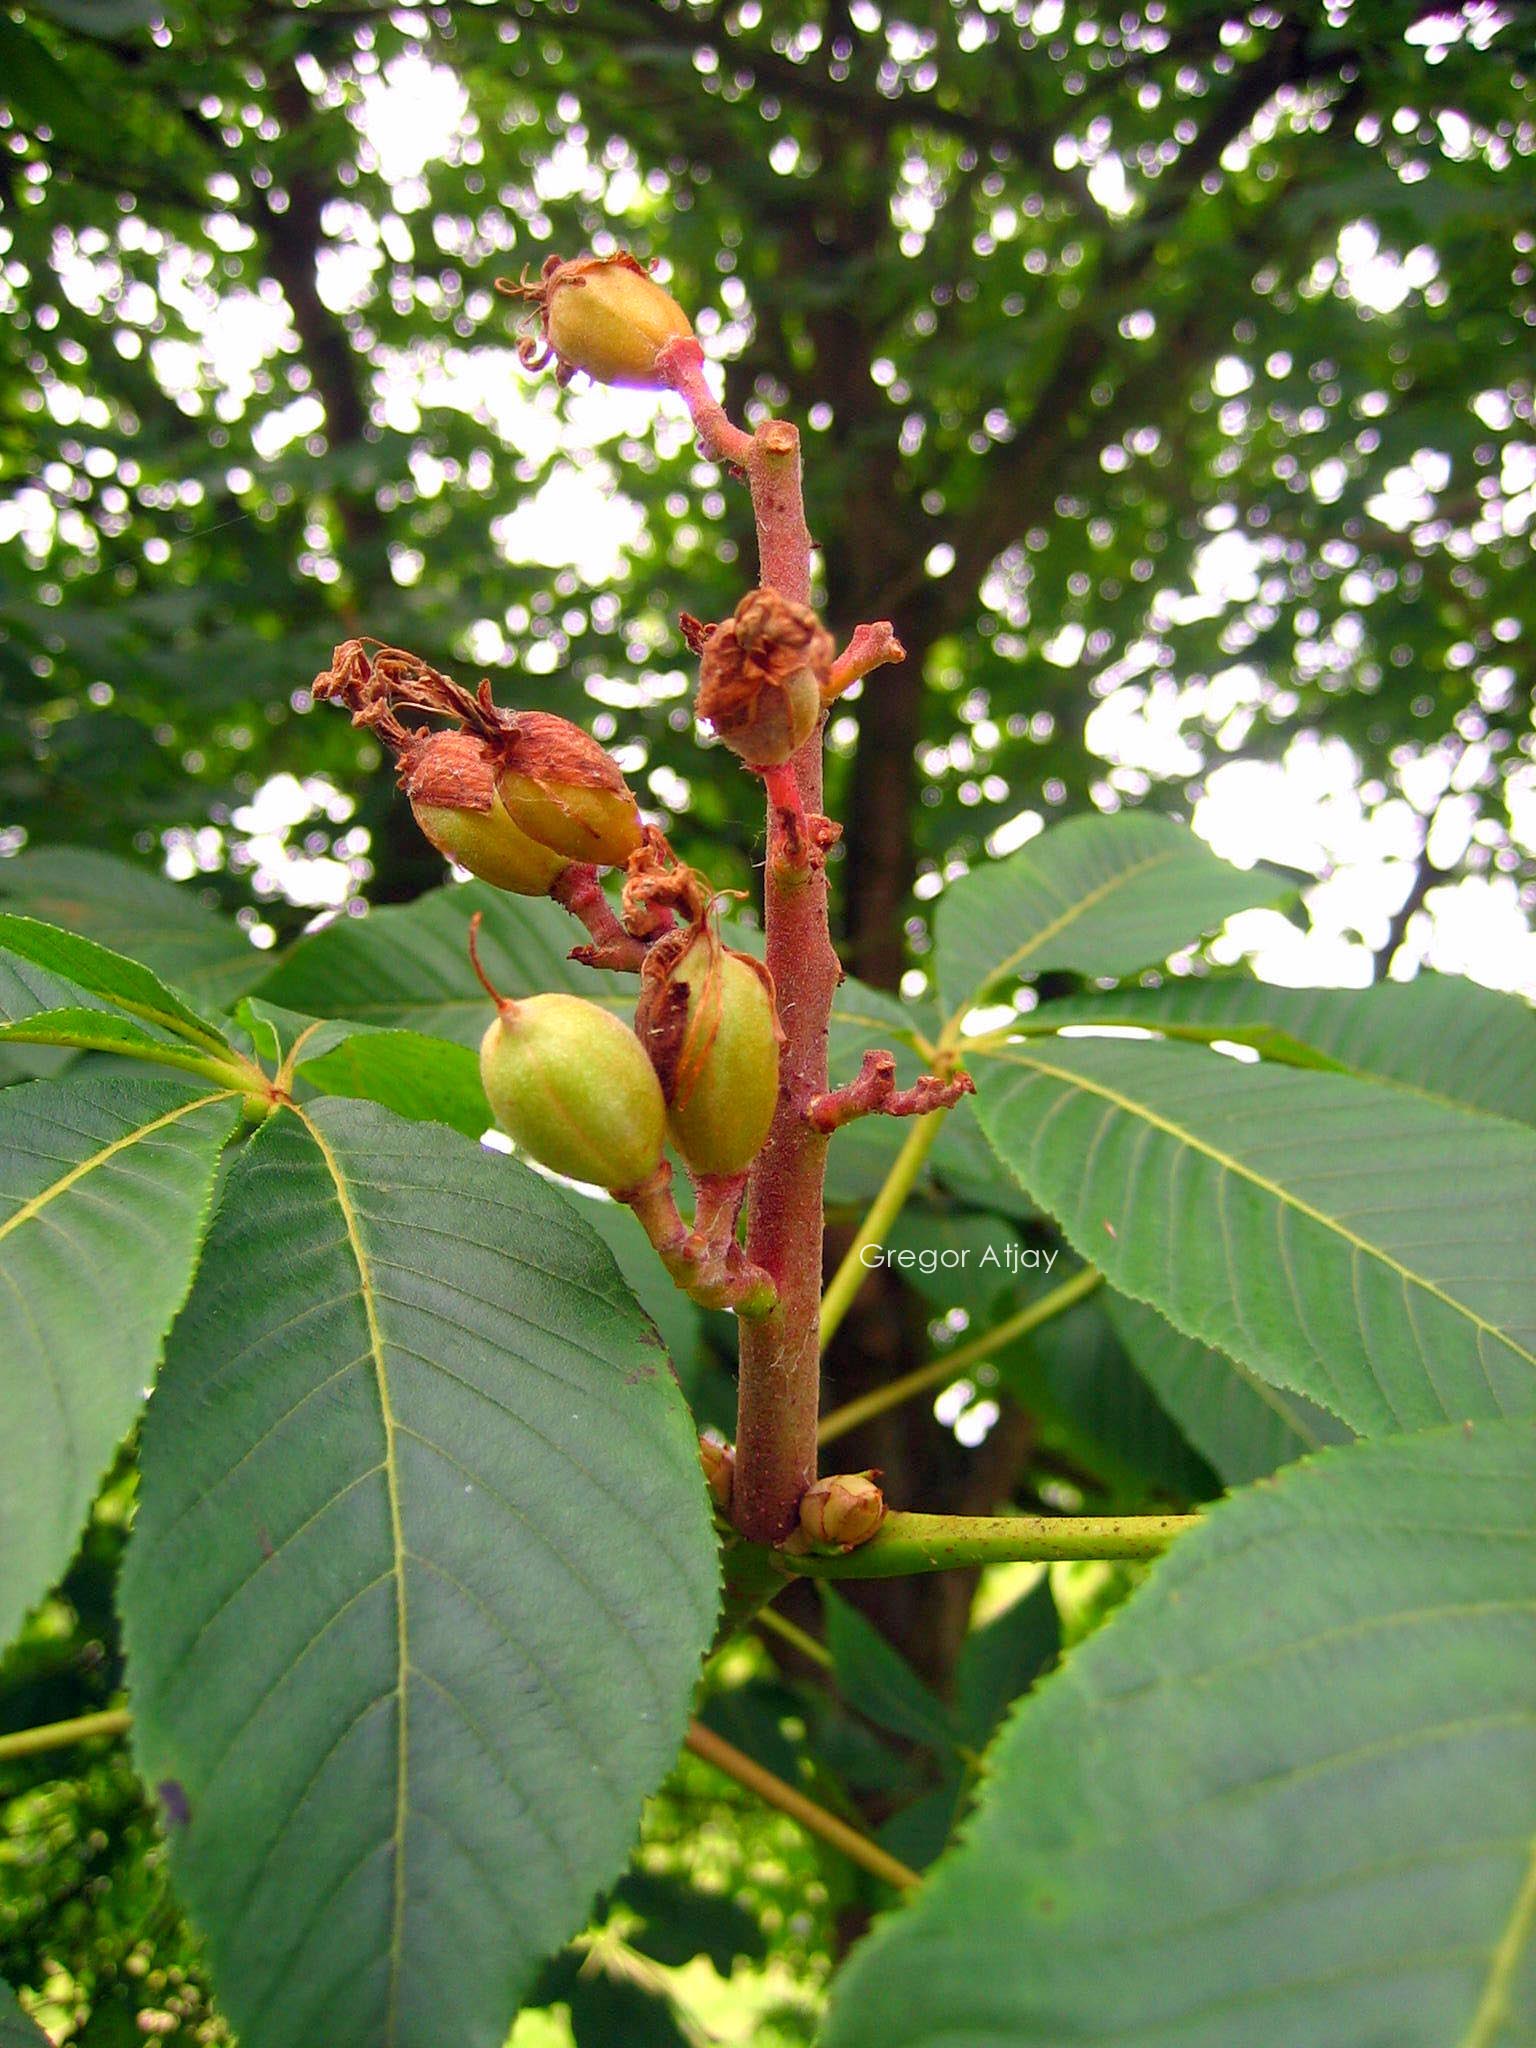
[402,730,570,896]
[505,252,695,389]
[480,993,666,1192]
[636,926,781,1177]
[494,711,643,868]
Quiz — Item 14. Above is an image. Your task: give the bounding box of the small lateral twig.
[0,1707,132,1763]
[684,1719,919,1892]
[818,1265,1105,1446]
[824,620,906,705]
[621,1162,776,1317]
[807,1049,974,1133]
[551,863,650,972]
[791,1509,1197,1579]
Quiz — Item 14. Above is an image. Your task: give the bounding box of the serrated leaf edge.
[985,1043,1536,1379]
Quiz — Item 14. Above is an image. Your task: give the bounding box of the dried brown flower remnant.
[313,637,642,876]
[498,252,694,389]
[693,588,833,767]
[621,828,712,939]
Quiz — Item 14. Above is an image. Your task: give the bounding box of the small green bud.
[402,730,570,896]
[636,926,782,1177]
[471,918,665,1191]
[501,252,694,389]
[799,1472,886,1551]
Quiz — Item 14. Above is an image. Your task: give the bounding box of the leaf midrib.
[992,1044,1536,1372]
[291,1105,409,2046]
[0,1089,235,1242]
[1459,1831,1536,2048]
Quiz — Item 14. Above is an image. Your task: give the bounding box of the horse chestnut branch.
[315,246,969,1549]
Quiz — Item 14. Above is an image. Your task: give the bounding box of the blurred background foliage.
[2,0,1533,2038]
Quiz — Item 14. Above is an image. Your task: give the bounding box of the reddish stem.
[550,863,649,972]
[657,337,754,469]
[731,423,841,1542]
[807,1051,975,1133]
[825,621,907,705]
[619,1162,775,1316]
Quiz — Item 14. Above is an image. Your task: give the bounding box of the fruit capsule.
[636,927,781,1177]
[494,711,643,868]
[480,992,666,1192]
[401,730,569,896]
[504,252,694,389]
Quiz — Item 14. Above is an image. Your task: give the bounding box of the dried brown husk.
[695,589,834,767]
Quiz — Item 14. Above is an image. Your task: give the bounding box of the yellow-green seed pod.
[480,992,666,1192]
[403,730,570,896]
[636,929,781,1177]
[494,711,644,868]
[539,254,694,389]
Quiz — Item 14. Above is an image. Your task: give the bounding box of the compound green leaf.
[934,815,1292,1022]
[975,1037,1536,1436]
[0,849,264,1011]
[1107,1290,1353,1487]
[954,1575,1059,1752]
[0,1075,238,1651]
[122,1099,719,2048]
[1032,972,1536,1126]
[824,1417,1536,2048]
[821,1589,961,1755]
[0,916,229,1047]
[297,1028,490,1141]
